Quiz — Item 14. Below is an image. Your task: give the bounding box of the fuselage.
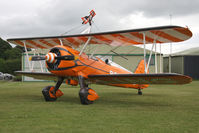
[48,45,131,77]
[47,45,147,89]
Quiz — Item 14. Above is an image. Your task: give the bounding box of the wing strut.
[23,41,33,71]
[22,41,46,73]
[141,33,159,73]
[59,38,63,46]
[79,36,91,56]
[141,32,147,73]
[146,40,156,71]
[79,26,92,56]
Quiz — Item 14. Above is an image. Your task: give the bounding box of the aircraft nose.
[45,52,57,63]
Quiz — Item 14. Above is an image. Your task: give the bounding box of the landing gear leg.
[78,76,99,105]
[42,77,64,101]
[138,88,143,95]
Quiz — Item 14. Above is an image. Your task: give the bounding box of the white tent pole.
[159,43,162,73]
[169,43,172,73]
[155,42,157,73]
[31,49,36,70]
[169,14,173,73]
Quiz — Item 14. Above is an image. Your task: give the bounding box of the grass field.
[0,81,199,133]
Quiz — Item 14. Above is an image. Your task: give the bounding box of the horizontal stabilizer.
[88,73,192,85]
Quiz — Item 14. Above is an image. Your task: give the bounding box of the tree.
[3,47,22,60]
[4,59,21,74]
[0,38,23,75]
[0,38,12,59]
[0,58,6,72]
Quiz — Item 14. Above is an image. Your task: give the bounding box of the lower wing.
[15,71,58,81]
[88,73,192,85]
[16,71,192,85]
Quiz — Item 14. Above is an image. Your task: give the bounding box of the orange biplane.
[7,10,193,104]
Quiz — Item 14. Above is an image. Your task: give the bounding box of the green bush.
[0,38,22,75]
[4,59,21,75]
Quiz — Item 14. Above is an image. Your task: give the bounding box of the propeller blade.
[29,56,45,61]
[55,55,75,60]
[29,54,77,62]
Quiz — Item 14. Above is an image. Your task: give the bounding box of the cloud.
[99,0,199,17]
[0,0,198,54]
[1,0,199,37]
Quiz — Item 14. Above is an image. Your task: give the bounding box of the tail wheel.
[42,86,64,101]
[138,89,143,95]
[79,88,99,105]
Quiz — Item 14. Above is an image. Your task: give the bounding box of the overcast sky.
[0,0,199,54]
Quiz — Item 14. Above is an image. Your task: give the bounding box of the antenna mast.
[169,14,173,73]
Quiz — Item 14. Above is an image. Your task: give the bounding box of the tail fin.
[134,59,149,74]
[134,59,149,89]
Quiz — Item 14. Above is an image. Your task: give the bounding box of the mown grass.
[0,81,198,133]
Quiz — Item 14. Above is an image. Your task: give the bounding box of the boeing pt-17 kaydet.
[7,10,193,104]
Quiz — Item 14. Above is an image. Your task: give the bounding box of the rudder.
[134,59,149,89]
[134,59,149,74]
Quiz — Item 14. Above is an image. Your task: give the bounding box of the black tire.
[79,88,93,105]
[138,89,143,95]
[42,86,57,101]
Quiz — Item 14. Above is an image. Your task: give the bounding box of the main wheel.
[42,86,57,101]
[79,88,99,105]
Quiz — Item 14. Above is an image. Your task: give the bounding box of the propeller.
[29,52,77,63]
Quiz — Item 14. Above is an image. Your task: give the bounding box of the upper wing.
[7,25,192,49]
[15,71,58,81]
[87,73,192,85]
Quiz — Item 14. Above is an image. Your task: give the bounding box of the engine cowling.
[45,46,76,70]
[46,47,62,70]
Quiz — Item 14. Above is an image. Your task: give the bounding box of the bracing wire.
[61,24,86,35]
